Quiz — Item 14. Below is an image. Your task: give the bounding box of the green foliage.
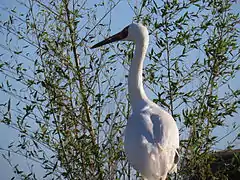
[0,0,239,179]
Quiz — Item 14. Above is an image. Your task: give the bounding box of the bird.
[91,23,179,180]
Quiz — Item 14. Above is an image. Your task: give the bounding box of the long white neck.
[128,37,149,110]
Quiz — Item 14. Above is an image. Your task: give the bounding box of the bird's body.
[91,23,179,180]
[125,102,179,180]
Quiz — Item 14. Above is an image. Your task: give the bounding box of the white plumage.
[92,23,179,180]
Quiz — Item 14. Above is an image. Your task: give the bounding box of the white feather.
[123,23,179,180]
[92,23,180,180]
[124,104,179,180]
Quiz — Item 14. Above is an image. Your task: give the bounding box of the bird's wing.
[141,111,179,178]
[150,112,179,148]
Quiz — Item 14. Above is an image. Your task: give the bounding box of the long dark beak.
[91,27,128,49]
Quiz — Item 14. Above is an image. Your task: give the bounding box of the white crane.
[91,23,179,180]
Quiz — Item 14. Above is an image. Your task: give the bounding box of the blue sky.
[0,0,240,179]
[0,1,135,179]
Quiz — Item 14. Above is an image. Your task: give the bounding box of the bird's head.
[91,23,148,49]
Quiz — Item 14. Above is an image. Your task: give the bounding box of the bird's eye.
[121,26,129,37]
[123,26,129,32]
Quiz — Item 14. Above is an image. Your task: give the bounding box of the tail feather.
[169,149,179,173]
